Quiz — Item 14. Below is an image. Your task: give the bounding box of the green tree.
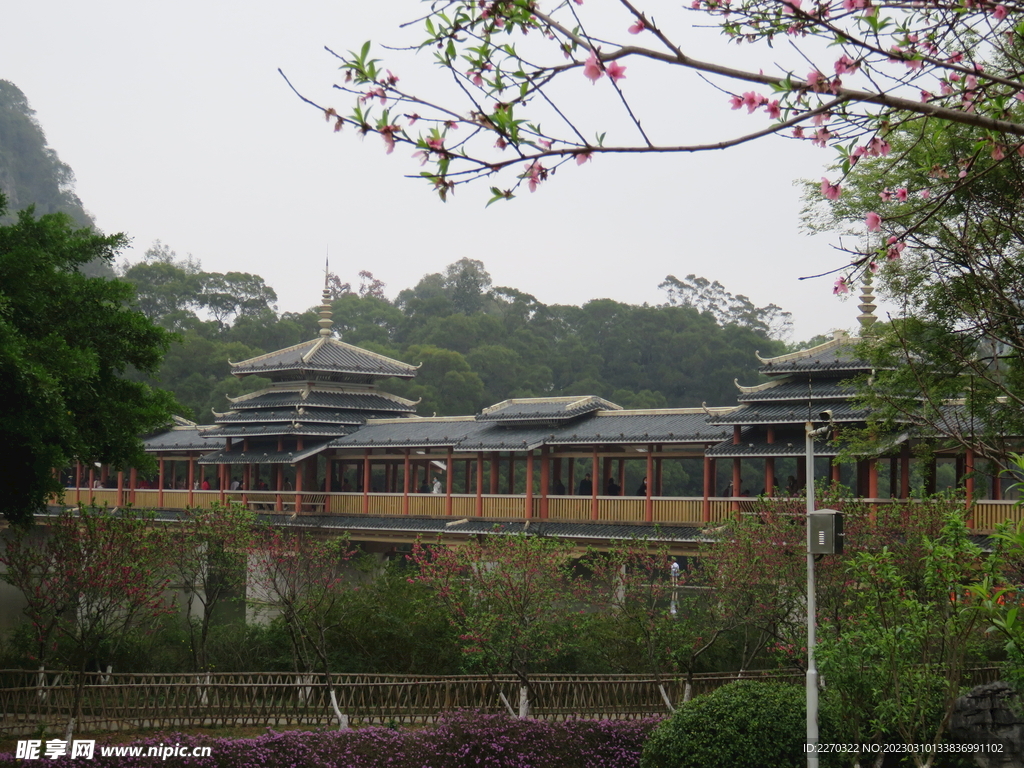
[0,197,177,525]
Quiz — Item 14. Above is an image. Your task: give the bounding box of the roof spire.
[858,273,877,329]
[318,252,335,338]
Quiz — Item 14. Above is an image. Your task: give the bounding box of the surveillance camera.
[819,409,834,422]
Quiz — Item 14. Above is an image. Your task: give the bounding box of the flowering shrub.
[0,711,660,768]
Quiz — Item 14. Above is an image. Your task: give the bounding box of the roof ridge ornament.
[318,259,335,338]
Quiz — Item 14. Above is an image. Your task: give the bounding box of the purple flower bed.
[0,712,661,768]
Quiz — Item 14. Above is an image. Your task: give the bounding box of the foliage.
[0,82,100,261]
[164,503,256,672]
[0,505,173,738]
[245,529,358,678]
[0,711,660,768]
[0,198,178,524]
[817,511,990,766]
[411,534,586,714]
[585,541,737,698]
[807,111,1024,462]
[640,681,809,768]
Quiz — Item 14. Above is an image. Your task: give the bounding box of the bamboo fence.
[0,667,1001,736]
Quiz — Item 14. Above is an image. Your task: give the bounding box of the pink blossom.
[783,0,802,12]
[867,137,891,157]
[576,151,592,165]
[412,150,428,166]
[993,144,1007,160]
[994,4,1008,20]
[742,91,766,113]
[812,111,831,126]
[920,189,931,199]
[380,125,398,154]
[866,211,882,231]
[525,161,546,192]
[807,70,828,92]
[896,187,908,202]
[426,137,444,150]
[793,126,805,138]
[820,177,842,200]
[730,95,744,110]
[606,60,627,82]
[495,137,507,150]
[920,90,933,102]
[879,189,892,201]
[583,52,603,83]
[765,100,782,119]
[628,18,646,33]
[834,55,857,75]
[834,277,849,294]
[869,261,879,274]
[886,236,906,259]
[812,127,832,147]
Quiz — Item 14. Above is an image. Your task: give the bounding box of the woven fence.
[0,667,1001,736]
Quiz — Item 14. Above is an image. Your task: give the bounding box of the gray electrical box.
[809,510,844,555]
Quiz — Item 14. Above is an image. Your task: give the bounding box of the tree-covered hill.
[0,80,111,277]
[121,249,794,422]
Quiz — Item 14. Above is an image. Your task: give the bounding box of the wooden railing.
[0,667,1001,735]
[55,488,1023,532]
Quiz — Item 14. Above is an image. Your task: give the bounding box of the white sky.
[1,0,894,342]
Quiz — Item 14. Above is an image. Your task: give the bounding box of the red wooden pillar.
[645,446,655,523]
[591,446,599,521]
[539,447,549,519]
[965,448,975,527]
[403,450,411,515]
[294,457,304,514]
[187,455,195,507]
[475,452,484,517]
[445,449,454,516]
[525,450,534,520]
[129,466,138,506]
[702,455,712,524]
[490,452,500,495]
[765,427,775,497]
[74,462,82,504]
[362,451,371,514]
[117,470,125,507]
[732,458,742,512]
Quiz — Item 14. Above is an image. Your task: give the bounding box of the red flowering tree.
[246,528,357,725]
[293,0,1024,283]
[0,506,172,740]
[164,502,256,673]
[586,541,740,707]
[411,533,587,717]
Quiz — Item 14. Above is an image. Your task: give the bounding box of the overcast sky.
[1,1,893,342]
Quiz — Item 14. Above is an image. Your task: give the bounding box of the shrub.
[640,681,807,768]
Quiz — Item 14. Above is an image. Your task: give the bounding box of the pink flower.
[807,70,828,92]
[628,18,646,33]
[886,236,906,260]
[525,161,546,192]
[426,136,444,150]
[730,95,744,110]
[820,178,842,200]
[896,187,908,202]
[993,144,1007,160]
[793,126,805,138]
[742,91,766,113]
[412,150,429,166]
[866,211,882,231]
[576,151,592,165]
[583,52,603,83]
[606,60,627,82]
[834,55,857,75]
[920,189,931,199]
[834,277,849,295]
[783,0,802,12]
[869,261,879,274]
[495,137,507,150]
[994,4,1008,20]
[765,100,782,119]
[380,125,398,154]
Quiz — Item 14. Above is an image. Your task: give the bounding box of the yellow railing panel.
[547,497,592,521]
[367,494,404,516]
[598,498,645,522]
[972,501,1022,531]
[407,495,446,517]
[481,495,528,519]
[653,498,703,525]
[328,494,363,515]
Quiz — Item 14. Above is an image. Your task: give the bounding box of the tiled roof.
[706,427,840,458]
[198,441,331,465]
[230,337,418,379]
[756,335,871,375]
[213,408,367,425]
[228,388,417,413]
[329,410,733,452]
[707,401,868,425]
[736,378,857,403]
[200,424,356,439]
[142,427,212,453]
[476,396,619,424]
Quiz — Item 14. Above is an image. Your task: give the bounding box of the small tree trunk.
[518,684,530,719]
[658,684,676,713]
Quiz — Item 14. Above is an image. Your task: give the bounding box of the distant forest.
[0,78,823,423]
[118,246,818,422]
